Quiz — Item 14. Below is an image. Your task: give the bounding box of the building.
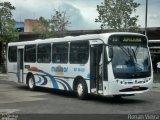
[15,19,45,33]
[15,22,24,32]
[24,19,40,32]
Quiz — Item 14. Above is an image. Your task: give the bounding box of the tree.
[32,9,71,38]
[95,0,140,32]
[49,9,71,32]
[0,2,17,73]
[32,16,50,38]
[0,2,17,42]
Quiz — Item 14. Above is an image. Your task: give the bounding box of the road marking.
[0,109,20,114]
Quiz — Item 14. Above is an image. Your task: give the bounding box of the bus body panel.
[23,62,90,91]
[7,32,153,97]
[108,77,153,95]
[7,63,18,83]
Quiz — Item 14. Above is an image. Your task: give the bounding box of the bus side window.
[70,41,89,64]
[37,44,51,63]
[24,45,36,62]
[52,42,68,63]
[8,46,17,62]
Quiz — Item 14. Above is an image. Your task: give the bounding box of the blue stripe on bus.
[57,81,67,90]
[38,71,59,89]
[49,76,59,89]
[55,78,72,91]
[36,76,42,84]
[40,75,48,85]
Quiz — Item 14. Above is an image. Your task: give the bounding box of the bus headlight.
[116,80,119,83]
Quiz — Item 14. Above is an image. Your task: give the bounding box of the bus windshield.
[109,35,151,79]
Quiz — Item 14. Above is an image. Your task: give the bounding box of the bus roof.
[148,40,160,43]
[8,32,146,46]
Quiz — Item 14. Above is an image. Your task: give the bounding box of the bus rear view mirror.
[105,44,113,64]
[109,47,113,58]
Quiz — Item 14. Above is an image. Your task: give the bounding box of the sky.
[1,0,160,30]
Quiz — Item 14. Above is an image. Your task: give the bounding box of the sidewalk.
[0,73,7,77]
[152,82,160,92]
[0,73,8,79]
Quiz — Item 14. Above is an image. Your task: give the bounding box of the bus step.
[98,90,103,94]
[91,88,96,93]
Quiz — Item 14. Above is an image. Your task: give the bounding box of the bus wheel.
[76,80,88,100]
[27,75,36,90]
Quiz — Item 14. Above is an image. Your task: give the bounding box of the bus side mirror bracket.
[105,44,113,64]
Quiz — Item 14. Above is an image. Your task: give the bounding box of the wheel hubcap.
[29,78,34,88]
[77,83,83,96]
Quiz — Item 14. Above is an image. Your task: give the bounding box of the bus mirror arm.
[105,44,113,64]
[107,58,113,64]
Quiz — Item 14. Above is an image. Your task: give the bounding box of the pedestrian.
[157,62,160,73]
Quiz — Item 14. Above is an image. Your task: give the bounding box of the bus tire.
[27,74,36,90]
[76,80,88,100]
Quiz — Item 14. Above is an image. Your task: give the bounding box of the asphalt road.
[0,75,160,120]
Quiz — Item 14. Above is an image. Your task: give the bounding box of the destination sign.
[123,37,142,42]
[109,35,147,45]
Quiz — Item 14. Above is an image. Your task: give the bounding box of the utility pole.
[145,0,148,36]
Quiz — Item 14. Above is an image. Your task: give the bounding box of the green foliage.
[0,2,18,42]
[32,9,71,38]
[95,0,140,32]
[32,16,50,39]
[49,9,71,32]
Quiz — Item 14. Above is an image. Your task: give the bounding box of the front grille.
[119,87,148,92]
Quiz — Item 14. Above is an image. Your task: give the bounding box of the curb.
[0,74,7,77]
[153,83,160,88]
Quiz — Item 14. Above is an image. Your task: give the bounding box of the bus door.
[17,46,24,83]
[90,44,103,94]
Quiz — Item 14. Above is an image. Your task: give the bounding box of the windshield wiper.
[119,46,130,57]
[132,49,137,62]
[119,46,135,62]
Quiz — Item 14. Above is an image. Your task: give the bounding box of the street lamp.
[145,0,148,36]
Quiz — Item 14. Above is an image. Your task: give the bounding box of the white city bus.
[7,32,153,99]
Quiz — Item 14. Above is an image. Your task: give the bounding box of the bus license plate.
[132,86,140,90]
